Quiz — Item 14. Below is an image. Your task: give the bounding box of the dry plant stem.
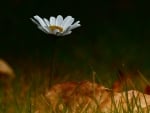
[137,70,150,85]
[92,71,96,97]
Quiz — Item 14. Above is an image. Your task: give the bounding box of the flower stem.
[49,36,58,86]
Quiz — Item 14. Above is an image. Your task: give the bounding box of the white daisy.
[31,15,81,36]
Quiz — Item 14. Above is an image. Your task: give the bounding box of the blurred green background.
[0,0,150,79]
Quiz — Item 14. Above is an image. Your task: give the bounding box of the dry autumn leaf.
[45,80,150,113]
[0,59,15,105]
[0,59,15,80]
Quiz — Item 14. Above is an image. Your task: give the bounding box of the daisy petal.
[43,18,50,26]
[61,16,72,27]
[34,15,47,27]
[69,21,81,30]
[37,26,49,34]
[56,15,63,26]
[53,29,60,35]
[63,18,75,31]
[56,32,62,36]
[32,16,50,33]
[50,16,56,26]
[62,31,72,36]
[30,18,40,26]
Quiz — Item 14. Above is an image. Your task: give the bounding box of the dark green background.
[0,0,150,76]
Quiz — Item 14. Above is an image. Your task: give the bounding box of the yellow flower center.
[49,25,63,32]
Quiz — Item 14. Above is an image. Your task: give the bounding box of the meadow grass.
[0,58,150,113]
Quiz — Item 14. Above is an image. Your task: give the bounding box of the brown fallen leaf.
[45,81,150,113]
[0,59,15,104]
[0,59,15,80]
[45,80,150,113]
